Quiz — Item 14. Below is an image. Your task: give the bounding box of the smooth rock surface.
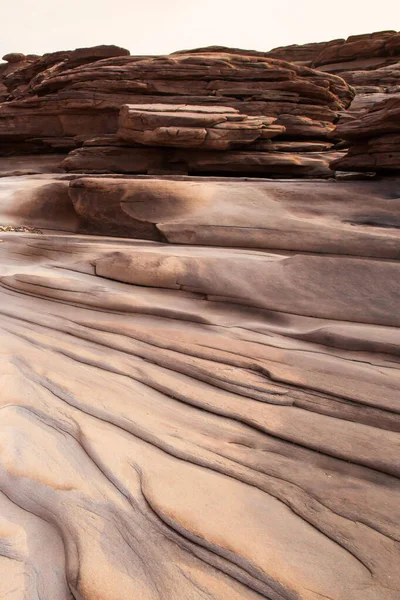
[0,169,399,599]
[66,176,400,255]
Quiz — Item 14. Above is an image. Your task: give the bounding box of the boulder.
[2,53,26,63]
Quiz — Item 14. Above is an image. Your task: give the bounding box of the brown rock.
[264,31,400,104]
[315,31,400,68]
[275,114,337,139]
[2,53,25,63]
[0,169,399,600]
[342,63,400,92]
[265,30,400,75]
[117,104,285,150]
[67,176,400,257]
[331,133,400,171]
[63,144,342,177]
[0,47,354,153]
[62,145,166,174]
[331,96,400,172]
[68,177,162,238]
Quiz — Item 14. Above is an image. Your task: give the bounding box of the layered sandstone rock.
[0,170,399,599]
[63,141,343,177]
[65,176,400,254]
[341,63,400,93]
[183,31,400,94]
[0,47,353,159]
[61,101,344,177]
[0,31,399,600]
[0,45,131,155]
[266,31,400,88]
[331,96,400,171]
[117,104,285,150]
[0,45,131,97]
[168,33,400,148]
[311,31,400,78]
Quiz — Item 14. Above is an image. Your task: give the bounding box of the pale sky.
[1,0,399,60]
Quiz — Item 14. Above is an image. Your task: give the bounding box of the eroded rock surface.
[0,170,399,599]
[63,143,343,177]
[182,31,400,96]
[117,104,285,150]
[331,96,400,171]
[0,46,353,161]
[66,176,400,254]
[0,30,399,600]
[266,30,400,91]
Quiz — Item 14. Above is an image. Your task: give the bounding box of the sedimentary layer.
[331,96,400,171]
[0,29,399,600]
[0,172,400,599]
[0,45,353,158]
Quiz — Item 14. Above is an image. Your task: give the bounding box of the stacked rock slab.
[117,104,285,149]
[265,31,400,90]
[331,96,400,172]
[63,144,344,177]
[0,47,353,161]
[62,103,343,177]
[0,45,131,154]
[181,32,400,93]
[182,33,400,123]
[0,45,131,98]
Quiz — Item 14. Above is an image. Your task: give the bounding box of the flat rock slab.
[117,103,285,150]
[62,144,343,177]
[67,176,400,257]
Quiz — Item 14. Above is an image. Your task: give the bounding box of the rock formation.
[331,96,400,171]
[181,31,400,93]
[267,31,400,129]
[266,30,400,91]
[61,102,342,177]
[0,46,353,171]
[184,31,400,128]
[0,30,399,600]
[117,104,285,149]
[1,171,400,600]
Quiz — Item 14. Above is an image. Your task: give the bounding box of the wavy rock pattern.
[0,174,399,599]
